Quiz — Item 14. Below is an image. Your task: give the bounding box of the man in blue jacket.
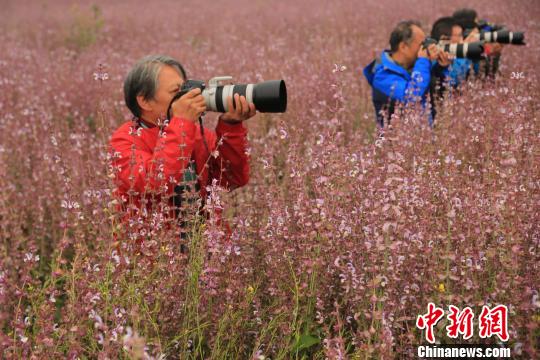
[363,20,450,128]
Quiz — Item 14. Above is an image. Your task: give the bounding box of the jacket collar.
[133,116,166,130]
[137,118,157,129]
[380,50,411,78]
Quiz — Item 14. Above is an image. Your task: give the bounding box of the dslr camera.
[177,77,287,113]
[422,37,485,60]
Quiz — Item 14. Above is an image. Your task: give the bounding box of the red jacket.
[109,116,249,229]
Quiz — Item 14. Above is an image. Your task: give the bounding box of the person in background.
[431,16,472,92]
[453,8,503,78]
[363,20,450,128]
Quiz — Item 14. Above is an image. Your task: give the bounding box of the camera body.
[421,37,438,49]
[179,79,206,95]
[178,76,287,113]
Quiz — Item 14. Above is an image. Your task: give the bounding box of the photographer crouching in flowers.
[109,55,255,250]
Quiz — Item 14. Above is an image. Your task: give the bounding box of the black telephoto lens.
[443,41,485,60]
[211,80,287,113]
[252,80,287,113]
[481,30,525,45]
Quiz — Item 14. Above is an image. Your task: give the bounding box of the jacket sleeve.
[110,117,197,196]
[373,57,432,102]
[207,118,250,190]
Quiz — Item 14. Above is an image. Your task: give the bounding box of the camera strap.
[174,159,202,249]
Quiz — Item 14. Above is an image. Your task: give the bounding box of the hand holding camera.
[220,93,257,123]
[171,88,207,123]
[485,42,504,56]
[464,28,479,43]
[418,40,440,61]
[436,50,452,67]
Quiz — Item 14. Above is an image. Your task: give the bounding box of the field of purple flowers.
[1,0,539,358]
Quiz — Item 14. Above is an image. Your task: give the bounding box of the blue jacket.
[433,58,471,89]
[363,50,433,127]
[445,58,471,87]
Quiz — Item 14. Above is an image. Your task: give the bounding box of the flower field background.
[0,0,539,358]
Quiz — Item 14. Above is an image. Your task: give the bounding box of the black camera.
[421,37,438,49]
[179,79,206,95]
[178,77,287,113]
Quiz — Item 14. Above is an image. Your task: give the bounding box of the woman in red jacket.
[109,55,254,244]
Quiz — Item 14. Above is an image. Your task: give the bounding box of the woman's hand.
[220,93,257,123]
[171,88,207,123]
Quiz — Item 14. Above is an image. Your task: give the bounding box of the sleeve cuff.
[216,117,247,133]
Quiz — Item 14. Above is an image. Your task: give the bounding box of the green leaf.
[292,334,320,352]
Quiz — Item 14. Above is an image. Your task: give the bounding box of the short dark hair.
[124,55,187,118]
[389,20,422,52]
[431,17,458,41]
[453,8,478,30]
